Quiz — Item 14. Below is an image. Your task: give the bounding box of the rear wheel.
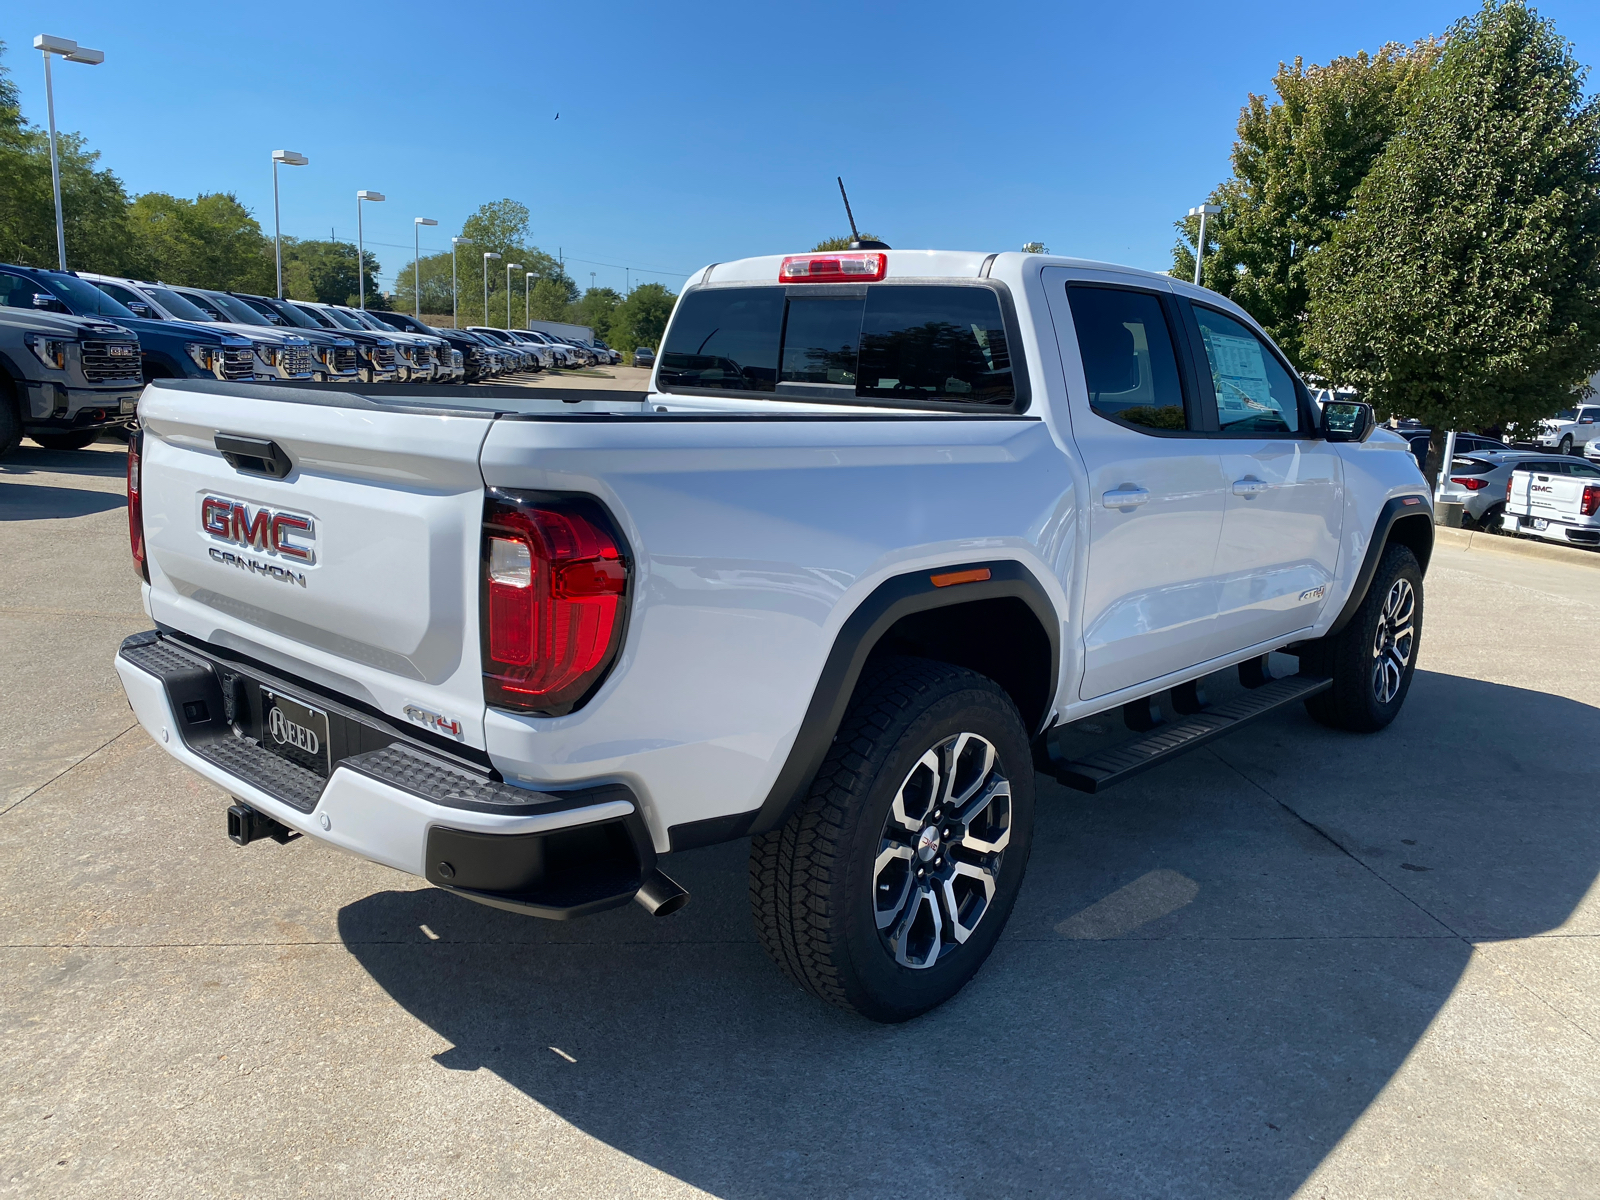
[750,657,1034,1022]
[1301,544,1422,732]
[30,430,100,451]
[0,380,21,460]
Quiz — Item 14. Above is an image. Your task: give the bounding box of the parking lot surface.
[2,440,1598,1198]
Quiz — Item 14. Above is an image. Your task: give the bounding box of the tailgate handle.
[215,434,292,479]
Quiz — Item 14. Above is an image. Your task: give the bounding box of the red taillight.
[1450,476,1488,491]
[778,252,887,283]
[481,493,628,715]
[1507,478,1514,500]
[127,429,149,583]
[1583,485,1600,517]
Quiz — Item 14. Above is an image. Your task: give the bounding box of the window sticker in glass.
[1193,307,1301,434]
[1066,286,1188,430]
[657,287,782,392]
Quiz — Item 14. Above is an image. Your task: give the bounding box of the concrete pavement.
[1,439,1597,1197]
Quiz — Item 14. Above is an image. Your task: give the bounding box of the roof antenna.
[837,177,890,250]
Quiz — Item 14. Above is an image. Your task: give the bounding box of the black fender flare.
[667,559,1060,852]
[1325,495,1433,639]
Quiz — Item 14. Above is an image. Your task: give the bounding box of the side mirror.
[128,302,152,317]
[1321,400,1374,444]
[32,293,60,311]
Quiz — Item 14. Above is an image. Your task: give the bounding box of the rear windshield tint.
[1449,458,1494,475]
[657,284,1015,406]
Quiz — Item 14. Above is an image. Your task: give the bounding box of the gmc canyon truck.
[115,249,1432,1021]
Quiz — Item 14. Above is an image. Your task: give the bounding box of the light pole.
[413,217,438,318]
[271,150,308,299]
[482,252,501,328]
[525,272,536,329]
[33,34,105,271]
[1188,204,1221,288]
[356,190,385,308]
[505,263,522,328]
[451,237,470,327]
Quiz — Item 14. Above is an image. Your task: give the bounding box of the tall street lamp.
[33,34,105,271]
[451,237,470,327]
[413,217,438,318]
[482,252,501,327]
[1188,204,1221,288]
[356,190,385,309]
[271,150,308,299]
[505,263,522,329]
[525,272,536,329]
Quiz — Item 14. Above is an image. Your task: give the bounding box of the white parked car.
[115,248,1433,1021]
[1535,402,1600,455]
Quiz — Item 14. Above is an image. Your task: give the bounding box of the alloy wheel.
[873,732,1012,969]
[1371,577,1416,705]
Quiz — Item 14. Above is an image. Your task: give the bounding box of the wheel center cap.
[916,825,942,861]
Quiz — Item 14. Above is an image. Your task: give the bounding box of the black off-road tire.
[749,657,1035,1023]
[30,430,100,451]
[0,382,21,460]
[1301,544,1423,733]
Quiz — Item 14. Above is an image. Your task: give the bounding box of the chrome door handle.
[1102,486,1150,509]
[1232,478,1270,497]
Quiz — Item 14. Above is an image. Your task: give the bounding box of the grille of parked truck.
[114,248,1433,1021]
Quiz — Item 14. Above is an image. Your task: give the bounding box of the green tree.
[278,238,381,306]
[609,282,677,353]
[0,40,137,275]
[1170,40,1440,369]
[1306,0,1600,483]
[571,287,623,342]
[812,234,879,251]
[126,192,273,291]
[392,199,574,326]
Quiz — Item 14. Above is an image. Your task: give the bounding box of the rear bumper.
[1501,511,1600,545]
[115,631,655,918]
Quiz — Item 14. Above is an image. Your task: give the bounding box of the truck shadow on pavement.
[0,483,125,521]
[338,668,1598,1198]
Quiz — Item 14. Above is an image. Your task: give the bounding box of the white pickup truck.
[115,249,1433,1021]
[1502,457,1600,547]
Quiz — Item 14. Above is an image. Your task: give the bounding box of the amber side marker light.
[931,567,991,588]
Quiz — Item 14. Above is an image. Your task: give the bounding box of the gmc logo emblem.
[202,496,316,563]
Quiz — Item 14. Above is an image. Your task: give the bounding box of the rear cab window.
[657,283,1021,409]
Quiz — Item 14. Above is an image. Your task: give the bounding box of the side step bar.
[1040,674,1331,794]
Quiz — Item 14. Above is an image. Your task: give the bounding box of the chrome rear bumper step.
[1041,674,1332,794]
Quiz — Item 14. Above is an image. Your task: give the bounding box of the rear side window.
[1066,285,1190,431]
[658,284,1016,406]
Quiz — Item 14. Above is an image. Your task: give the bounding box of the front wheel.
[1301,544,1423,732]
[1561,435,1575,455]
[750,657,1035,1022]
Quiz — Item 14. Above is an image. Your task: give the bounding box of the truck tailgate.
[1508,468,1585,520]
[138,383,495,748]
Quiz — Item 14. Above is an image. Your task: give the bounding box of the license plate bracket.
[259,688,331,777]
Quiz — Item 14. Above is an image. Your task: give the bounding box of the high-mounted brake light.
[481,493,629,716]
[779,252,887,283]
[1583,485,1600,517]
[127,428,149,583]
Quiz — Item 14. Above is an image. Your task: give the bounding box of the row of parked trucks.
[0,259,619,457]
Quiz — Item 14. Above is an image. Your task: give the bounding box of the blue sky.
[6,1,1599,294]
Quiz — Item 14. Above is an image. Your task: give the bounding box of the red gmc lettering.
[231,504,272,551]
[270,513,313,560]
